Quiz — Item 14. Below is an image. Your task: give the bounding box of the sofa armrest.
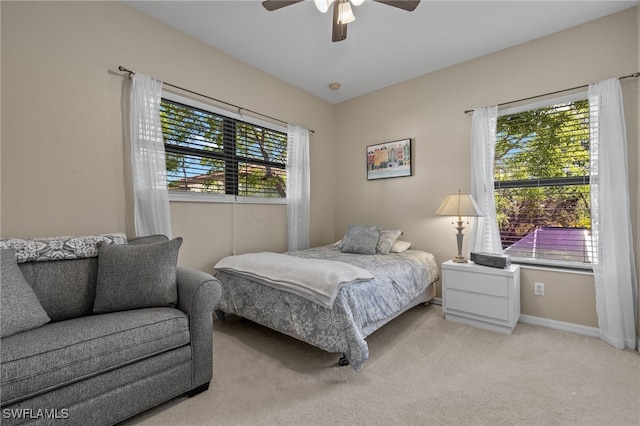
[176,266,223,389]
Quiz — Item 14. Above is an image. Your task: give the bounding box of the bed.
[214,238,439,371]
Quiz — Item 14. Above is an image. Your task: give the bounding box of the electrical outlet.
[534,282,544,296]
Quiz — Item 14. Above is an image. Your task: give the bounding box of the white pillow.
[390,240,411,253]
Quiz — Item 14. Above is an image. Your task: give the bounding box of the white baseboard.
[432,297,600,338]
[518,314,600,337]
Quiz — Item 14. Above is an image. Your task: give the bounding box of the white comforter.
[214,252,374,308]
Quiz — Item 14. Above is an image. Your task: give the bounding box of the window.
[159,93,287,201]
[494,94,593,267]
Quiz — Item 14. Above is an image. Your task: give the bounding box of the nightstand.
[441,260,521,335]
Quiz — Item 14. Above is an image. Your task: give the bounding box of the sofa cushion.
[93,237,182,314]
[18,257,99,322]
[0,249,50,338]
[0,307,190,405]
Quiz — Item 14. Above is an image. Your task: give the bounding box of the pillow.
[376,230,403,255]
[340,225,381,255]
[93,237,183,314]
[391,240,412,253]
[1,249,50,337]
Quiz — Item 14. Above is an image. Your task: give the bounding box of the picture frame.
[366,138,412,180]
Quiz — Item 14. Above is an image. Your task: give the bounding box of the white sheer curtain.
[286,124,310,251]
[469,105,502,255]
[129,73,172,238]
[589,78,638,350]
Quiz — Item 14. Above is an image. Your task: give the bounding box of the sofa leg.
[187,382,210,397]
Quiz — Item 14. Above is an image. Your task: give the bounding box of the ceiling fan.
[262,0,421,42]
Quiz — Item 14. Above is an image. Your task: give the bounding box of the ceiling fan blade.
[373,0,420,12]
[332,0,348,42]
[262,0,304,12]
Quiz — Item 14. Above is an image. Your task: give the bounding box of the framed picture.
[366,138,412,180]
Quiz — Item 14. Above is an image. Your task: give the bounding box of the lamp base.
[453,220,468,263]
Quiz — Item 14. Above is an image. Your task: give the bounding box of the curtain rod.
[464,71,640,115]
[117,66,315,134]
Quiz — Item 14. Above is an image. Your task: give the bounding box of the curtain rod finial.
[118,66,134,76]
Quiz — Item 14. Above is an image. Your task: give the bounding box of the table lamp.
[435,190,484,263]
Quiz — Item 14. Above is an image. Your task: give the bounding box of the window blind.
[160,98,287,198]
[494,98,593,265]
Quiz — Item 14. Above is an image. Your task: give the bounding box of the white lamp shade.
[351,0,366,6]
[435,192,484,218]
[314,0,335,13]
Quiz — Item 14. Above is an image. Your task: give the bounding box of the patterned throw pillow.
[376,230,403,255]
[0,233,127,263]
[340,225,382,255]
[93,237,182,314]
[0,249,50,337]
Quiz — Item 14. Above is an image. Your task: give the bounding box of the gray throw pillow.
[340,225,382,255]
[1,249,50,337]
[93,237,182,314]
[376,230,403,255]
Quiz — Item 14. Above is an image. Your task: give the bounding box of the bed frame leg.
[338,354,350,366]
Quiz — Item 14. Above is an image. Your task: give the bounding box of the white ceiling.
[124,0,638,104]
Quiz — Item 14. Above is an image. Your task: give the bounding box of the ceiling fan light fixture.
[262,0,421,42]
[338,1,356,24]
[314,0,335,13]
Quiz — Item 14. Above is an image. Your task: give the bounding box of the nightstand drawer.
[445,288,509,321]
[444,269,509,297]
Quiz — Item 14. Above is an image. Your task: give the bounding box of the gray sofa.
[0,234,222,425]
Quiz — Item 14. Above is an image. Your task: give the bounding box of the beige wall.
[333,8,639,329]
[1,2,638,331]
[0,1,336,273]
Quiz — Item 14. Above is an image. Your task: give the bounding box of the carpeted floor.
[124,305,640,426]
